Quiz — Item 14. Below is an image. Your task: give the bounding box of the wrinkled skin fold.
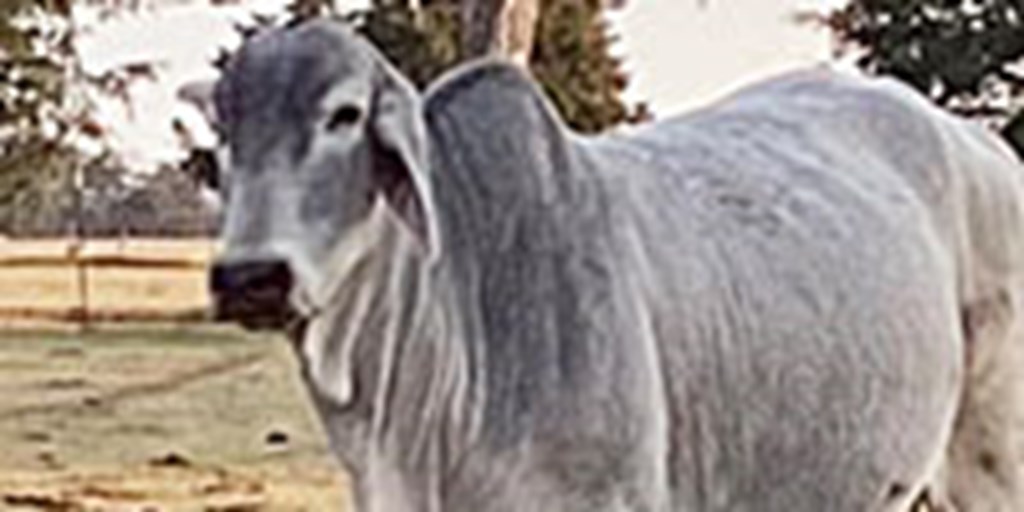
[208,19,1024,512]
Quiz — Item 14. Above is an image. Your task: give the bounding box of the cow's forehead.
[215,21,375,129]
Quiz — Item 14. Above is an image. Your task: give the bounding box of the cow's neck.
[298,208,466,512]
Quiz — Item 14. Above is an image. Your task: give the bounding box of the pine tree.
[350,1,462,89]
[531,0,635,133]
[345,0,647,133]
[819,1,1024,153]
[0,0,79,235]
[0,0,153,235]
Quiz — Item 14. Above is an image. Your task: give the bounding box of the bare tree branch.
[460,0,538,66]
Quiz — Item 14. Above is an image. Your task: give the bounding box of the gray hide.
[210,19,1024,512]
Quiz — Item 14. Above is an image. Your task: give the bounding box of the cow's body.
[209,21,1024,512]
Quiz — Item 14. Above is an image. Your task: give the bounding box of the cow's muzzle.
[210,259,301,331]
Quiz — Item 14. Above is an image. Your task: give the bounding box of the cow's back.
[425,63,1024,511]
[589,69,998,510]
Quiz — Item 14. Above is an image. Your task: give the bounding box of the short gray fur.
[211,19,1024,512]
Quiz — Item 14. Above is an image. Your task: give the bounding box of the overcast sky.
[76,0,845,169]
[617,0,844,113]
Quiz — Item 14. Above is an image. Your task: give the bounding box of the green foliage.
[531,0,635,132]
[350,2,461,88]
[0,0,71,127]
[0,137,77,235]
[0,0,66,131]
[821,0,1024,153]
[81,163,217,237]
[825,1,1024,107]
[0,0,76,235]
[342,0,646,133]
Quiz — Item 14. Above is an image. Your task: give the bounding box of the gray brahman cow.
[205,18,1024,512]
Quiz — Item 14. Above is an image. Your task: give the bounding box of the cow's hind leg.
[940,291,1024,511]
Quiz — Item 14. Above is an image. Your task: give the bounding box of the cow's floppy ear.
[370,66,440,261]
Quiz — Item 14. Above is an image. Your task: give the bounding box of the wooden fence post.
[71,162,90,332]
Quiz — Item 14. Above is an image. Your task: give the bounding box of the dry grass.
[0,326,349,511]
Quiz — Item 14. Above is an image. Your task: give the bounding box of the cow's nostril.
[209,262,235,296]
[209,259,296,329]
[210,260,293,296]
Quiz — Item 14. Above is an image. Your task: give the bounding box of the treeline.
[1,0,641,237]
[0,163,217,238]
[820,0,1024,155]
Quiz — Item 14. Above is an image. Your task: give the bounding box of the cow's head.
[203,20,437,334]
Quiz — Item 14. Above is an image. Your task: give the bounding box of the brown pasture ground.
[0,326,350,511]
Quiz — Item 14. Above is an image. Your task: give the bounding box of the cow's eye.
[325,104,362,131]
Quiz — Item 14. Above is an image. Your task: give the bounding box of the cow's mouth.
[210,287,313,350]
[210,260,310,334]
[213,291,303,332]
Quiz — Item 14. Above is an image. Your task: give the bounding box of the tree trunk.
[460,0,539,66]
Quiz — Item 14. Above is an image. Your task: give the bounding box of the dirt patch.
[0,462,348,511]
[0,326,349,511]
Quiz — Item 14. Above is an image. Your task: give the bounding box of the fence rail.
[0,255,207,269]
[0,238,216,327]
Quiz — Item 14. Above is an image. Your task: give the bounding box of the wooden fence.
[0,239,216,326]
